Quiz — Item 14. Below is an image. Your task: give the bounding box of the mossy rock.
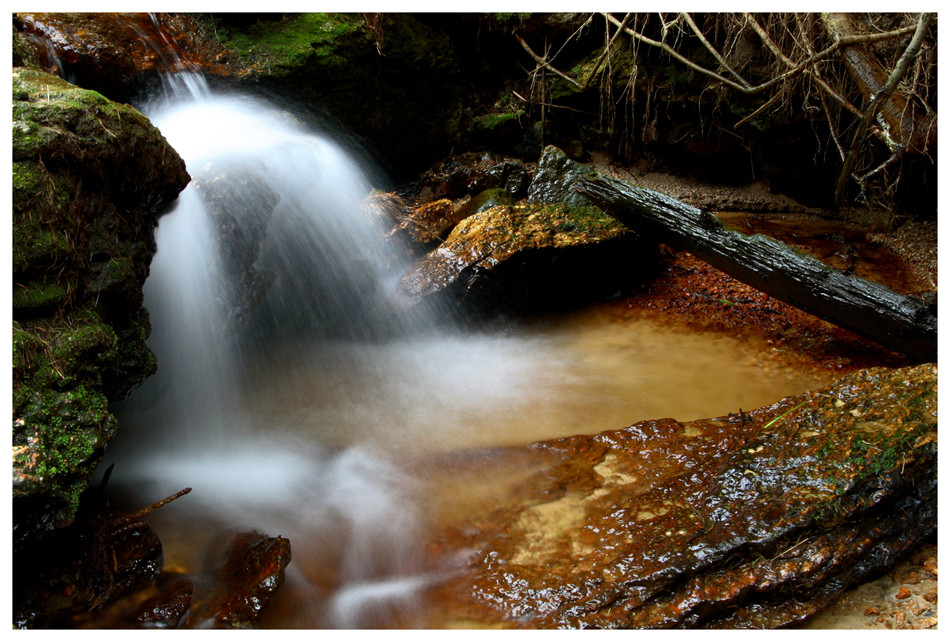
[212,13,463,178]
[11,68,188,537]
[400,202,657,314]
[459,188,515,219]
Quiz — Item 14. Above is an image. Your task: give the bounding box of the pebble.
[895,586,912,600]
[864,607,880,616]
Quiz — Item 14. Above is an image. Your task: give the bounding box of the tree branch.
[516,33,582,89]
[834,12,934,204]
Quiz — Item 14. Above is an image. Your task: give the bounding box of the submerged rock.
[13,502,164,628]
[192,161,279,333]
[398,202,656,314]
[12,68,189,537]
[184,531,292,628]
[428,364,937,628]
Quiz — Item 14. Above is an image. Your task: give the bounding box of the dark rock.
[414,151,510,202]
[185,531,292,628]
[13,509,164,628]
[527,145,597,208]
[192,160,280,333]
[399,202,656,314]
[134,578,195,628]
[426,364,937,628]
[208,13,463,178]
[12,68,189,536]
[14,13,227,102]
[470,158,531,199]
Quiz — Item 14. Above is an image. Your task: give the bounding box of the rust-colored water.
[120,306,833,628]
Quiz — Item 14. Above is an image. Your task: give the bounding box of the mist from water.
[104,71,828,629]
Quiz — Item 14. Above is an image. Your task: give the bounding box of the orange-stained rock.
[184,531,292,628]
[14,13,227,102]
[424,364,937,628]
[399,202,657,313]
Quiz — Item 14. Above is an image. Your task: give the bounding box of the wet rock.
[192,161,280,332]
[185,531,292,628]
[459,188,516,220]
[14,13,226,102]
[398,202,656,314]
[12,68,189,536]
[390,199,462,246]
[428,364,937,628]
[470,158,532,199]
[13,509,164,628]
[134,578,195,628]
[413,151,524,203]
[527,145,597,208]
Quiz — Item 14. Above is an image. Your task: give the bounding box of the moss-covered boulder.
[12,69,190,538]
[398,202,657,314]
[210,13,463,179]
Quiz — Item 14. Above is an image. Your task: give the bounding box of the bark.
[574,175,936,363]
[822,13,937,156]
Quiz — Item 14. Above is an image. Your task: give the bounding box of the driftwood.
[574,175,936,363]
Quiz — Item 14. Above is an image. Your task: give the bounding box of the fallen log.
[574,175,936,363]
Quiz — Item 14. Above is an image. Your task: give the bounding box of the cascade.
[88,16,826,628]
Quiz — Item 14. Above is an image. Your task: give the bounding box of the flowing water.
[101,73,830,627]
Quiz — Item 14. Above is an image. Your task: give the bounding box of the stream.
[98,77,836,627]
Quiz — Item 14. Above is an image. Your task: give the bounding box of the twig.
[734,89,784,128]
[516,33,582,89]
[763,401,807,430]
[112,487,192,527]
[580,13,633,91]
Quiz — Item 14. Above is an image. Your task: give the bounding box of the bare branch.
[581,13,633,91]
[681,13,751,89]
[602,13,751,93]
[516,33,582,90]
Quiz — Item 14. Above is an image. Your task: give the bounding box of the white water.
[104,84,828,627]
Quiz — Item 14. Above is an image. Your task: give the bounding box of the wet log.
[574,175,936,363]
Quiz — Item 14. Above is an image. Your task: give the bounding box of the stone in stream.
[398,202,658,315]
[425,363,936,628]
[184,531,292,628]
[192,161,279,333]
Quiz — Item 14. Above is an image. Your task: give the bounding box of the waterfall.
[104,65,445,627]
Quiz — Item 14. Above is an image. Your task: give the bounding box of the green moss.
[12,217,70,275]
[462,188,515,219]
[553,206,619,235]
[13,281,68,313]
[217,13,367,72]
[13,385,114,516]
